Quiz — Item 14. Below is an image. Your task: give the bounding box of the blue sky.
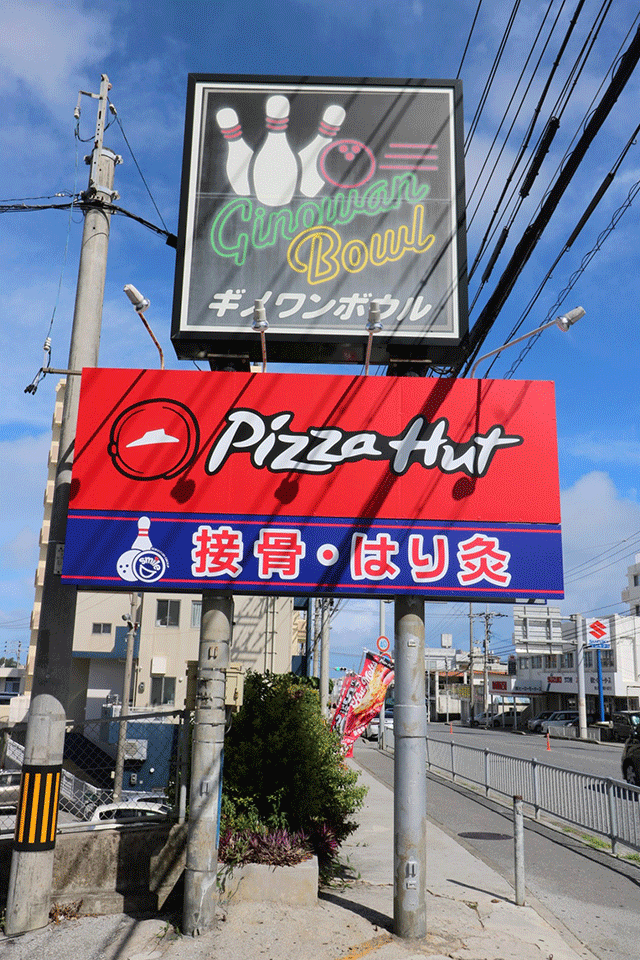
[1,0,640,673]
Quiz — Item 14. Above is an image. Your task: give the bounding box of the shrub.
[221,671,366,872]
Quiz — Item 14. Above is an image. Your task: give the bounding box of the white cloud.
[564,436,640,468]
[560,471,640,615]
[0,0,115,111]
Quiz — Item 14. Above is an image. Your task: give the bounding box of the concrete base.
[218,856,318,906]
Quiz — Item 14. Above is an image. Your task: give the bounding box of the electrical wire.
[464,0,524,157]
[109,100,170,233]
[456,0,485,77]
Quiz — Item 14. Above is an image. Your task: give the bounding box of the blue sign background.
[63,509,563,603]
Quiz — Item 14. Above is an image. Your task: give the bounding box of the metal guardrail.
[381,728,640,855]
[424,737,640,855]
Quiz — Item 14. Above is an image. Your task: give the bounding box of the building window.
[635,605,640,617]
[91,622,111,634]
[151,676,176,705]
[531,655,542,669]
[562,652,574,669]
[584,651,593,669]
[634,574,640,587]
[156,600,180,627]
[544,655,558,670]
[601,650,615,668]
[191,600,202,629]
[518,657,529,670]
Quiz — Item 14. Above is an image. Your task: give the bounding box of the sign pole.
[183,593,233,936]
[393,596,427,939]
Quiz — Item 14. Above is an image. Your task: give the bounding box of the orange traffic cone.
[449,723,453,734]
[546,731,551,751]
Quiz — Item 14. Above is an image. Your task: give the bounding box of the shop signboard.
[62,369,563,602]
[171,75,467,366]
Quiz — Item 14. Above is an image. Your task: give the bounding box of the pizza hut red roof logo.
[108,399,200,481]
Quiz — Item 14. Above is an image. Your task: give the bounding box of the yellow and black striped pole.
[14,764,62,852]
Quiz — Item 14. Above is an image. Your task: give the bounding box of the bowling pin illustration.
[252,95,299,207]
[299,104,346,197]
[216,107,253,196]
[132,516,153,550]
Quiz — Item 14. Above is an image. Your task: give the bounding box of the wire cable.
[109,100,170,233]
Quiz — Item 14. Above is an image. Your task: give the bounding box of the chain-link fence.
[0,708,192,834]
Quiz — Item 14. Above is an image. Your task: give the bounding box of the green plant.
[222,671,366,872]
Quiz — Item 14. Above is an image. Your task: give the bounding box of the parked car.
[621,731,640,785]
[527,711,556,733]
[89,800,172,823]
[470,711,492,727]
[0,770,21,810]
[612,711,640,742]
[363,706,393,740]
[540,711,579,734]
[490,708,525,728]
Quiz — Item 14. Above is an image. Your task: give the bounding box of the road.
[354,737,640,960]
[426,722,625,781]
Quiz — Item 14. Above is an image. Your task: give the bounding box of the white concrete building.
[69,590,303,722]
[513,605,640,718]
[622,553,640,617]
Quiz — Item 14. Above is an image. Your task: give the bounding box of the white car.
[89,800,172,823]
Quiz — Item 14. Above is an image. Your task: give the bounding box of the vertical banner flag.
[331,651,394,757]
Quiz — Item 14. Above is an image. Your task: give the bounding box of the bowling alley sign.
[61,368,564,602]
[171,75,467,366]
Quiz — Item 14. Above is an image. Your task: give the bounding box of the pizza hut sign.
[62,369,564,602]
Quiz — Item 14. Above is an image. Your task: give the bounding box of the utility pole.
[6,75,119,937]
[183,594,233,936]
[468,603,474,723]
[393,596,427,938]
[319,598,331,717]
[469,611,507,726]
[113,592,140,801]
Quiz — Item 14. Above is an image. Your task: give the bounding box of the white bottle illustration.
[299,104,346,197]
[252,95,299,207]
[216,107,254,196]
[117,516,153,582]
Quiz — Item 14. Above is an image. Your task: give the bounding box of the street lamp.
[470,306,585,378]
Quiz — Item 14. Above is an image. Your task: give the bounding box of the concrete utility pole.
[573,615,588,739]
[113,592,140,801]
[6,74,118,937]
[468,603,474,723]
[183,594,233,936]
[320,598,330,716]
[393,596,427,939]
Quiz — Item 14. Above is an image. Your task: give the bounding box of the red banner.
[331,652,394,757]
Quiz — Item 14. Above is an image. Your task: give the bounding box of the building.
[513,605,640,719]
[69,590,302,723]
[622,553,640,617]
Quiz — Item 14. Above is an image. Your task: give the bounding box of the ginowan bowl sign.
[171,75,467,366]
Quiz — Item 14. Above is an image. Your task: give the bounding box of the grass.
[560,825,611,852]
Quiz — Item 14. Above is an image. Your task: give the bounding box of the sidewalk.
[1,758,598,960]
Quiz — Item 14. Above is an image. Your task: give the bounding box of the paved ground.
[0,753,602,960]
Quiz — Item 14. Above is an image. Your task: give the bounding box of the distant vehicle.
[621,732,640,785]
[611,711,640,742]
[0,770,21,810]
[470,711,492,727]
[527,711,556,733]
[540,711,579,734]
[490,708,526,728]
[89,800,172,823]
[363,706,393,740]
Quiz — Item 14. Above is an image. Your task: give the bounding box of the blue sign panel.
[63,509,563,603]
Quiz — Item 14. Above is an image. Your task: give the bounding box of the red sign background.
[70,369,560,526]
